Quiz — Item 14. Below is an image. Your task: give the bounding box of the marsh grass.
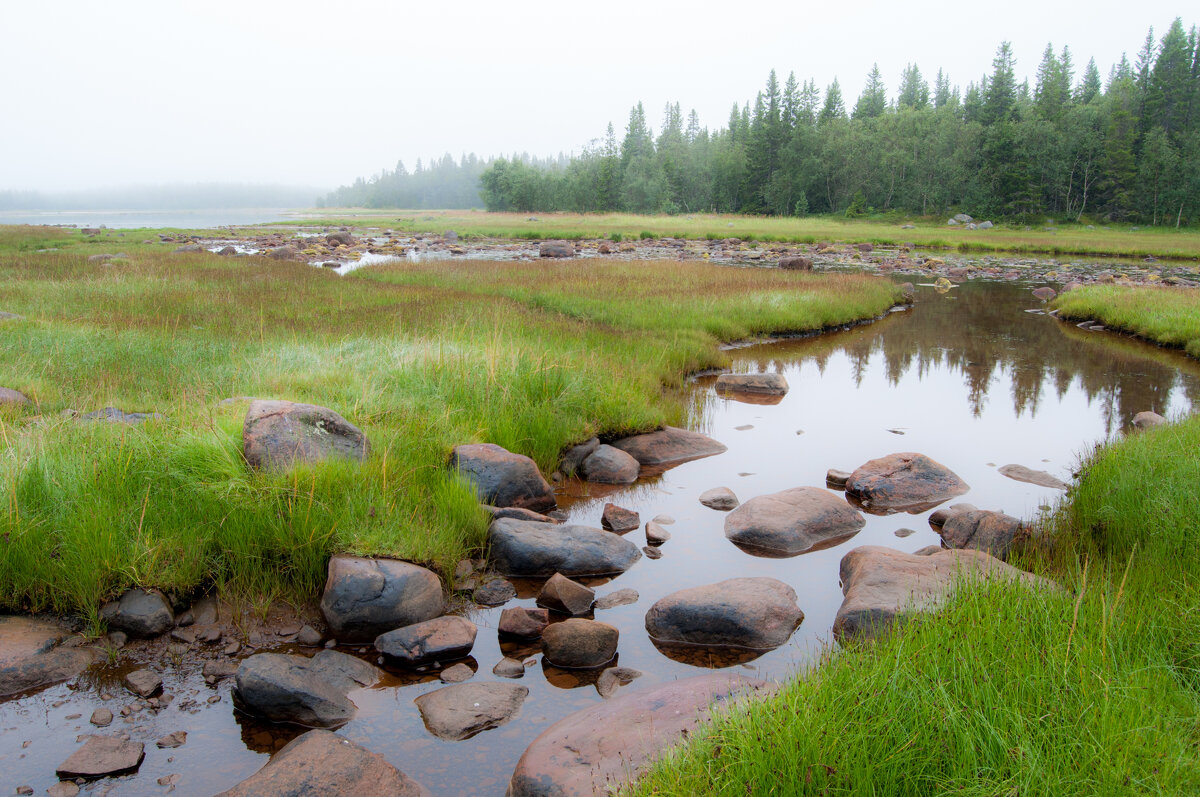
[1053,285,1200,358]
[0,244,897,619]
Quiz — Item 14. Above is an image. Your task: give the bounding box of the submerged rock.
[997,464,1068,490]
[101,589,175,638]
[542,619,618,669]
[582,445,640,484]
[724,487,865,555]
[845,452,969,514]
[488,518,642,577]
[451,443,556,512]
[610,426,727,467]
[714,373,789,397]
[414,682,529,741]
[374,616,477,666]
[319,555,444,643]
[57,736,145,779]
[0,616,97,697]
[232,650,381,729]
[644,577,803,650]
[243,399,369,471]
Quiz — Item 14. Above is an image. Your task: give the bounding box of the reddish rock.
[536,573,595,616]
[600,503,640,532]
[724,486,865,555]
[538,241,575,258]
[699,487,739,510]
[542,619,618,669]
[938,509,1030,561]
[488,518,641,577]
[498,607,550,639]
[0,616,97,698]
[414,682,529,741]
[610,426,727,467]
[57,736,145,779]
[1032,286,1057,301]
[242,399,369,471]
[845,452,969,514]
[123,668,162,698]
[451,443,556,512]
[582,445,640,484]
[997,464,1068,490]
[644,577,803,650]
[374,616,477,666]
[778,256,813,270]
[715,373,789,397]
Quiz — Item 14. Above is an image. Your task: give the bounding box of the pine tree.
[984,42,1018,125]
[820,79,847,124]
[898,63,930,109]
[1077,58,1102,104]
[934,69,952,109]
[853,64,888,118]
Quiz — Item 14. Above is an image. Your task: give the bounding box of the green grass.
[0,226,899,625]
[1053,285,1200,358]
[286,210,1200,260]
[634,415,1200,795]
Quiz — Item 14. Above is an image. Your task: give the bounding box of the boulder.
[482,505,560,523]
[699,487,739,510]
[724,487,865,555]
[0,616,97,697]
[0,387,30,406]
[56,736,144,779]
[266,245,300,260]
[451,443,556,511]
[778,256,813,270]
[845,452,969,514]
[123,669,162,698]
[326,232,355,246]
[539,241,575,258]
[953,213,974,223]
[997,464,1068,490]
[488,518,642,577]
[232,650,381,728]
[1032,287,1057,301]
[581,445,640,484]
[507,674,769,796]
[833,545,1056,640]
[1132,411,1166,430]
[978,221,994,229]
[80,407,164,424]
[493,657,527,678]
[215,730,429,796]
[715,373,789,397]
[938,509,1030,561]
[610,426,727,467]
[374,616,477,666]
[100,589,174,638]
[498,607,550,639]
[319,555,444,643]
[559,437,600,476]
[644,577,803,650]
[536,573,595,616]
[242,399,369,471]
[542,619,618,669]
[414,682,529,741]
[600,502,640,532]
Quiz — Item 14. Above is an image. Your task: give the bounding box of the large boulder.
[542,618,618,669]
[232,650,382,728]
[508,674,769,796]
[242,400,369,471]
[581,445,640,484]
[100,589,174,638]
[450,443,556,512]
[644,577,803,650]
[215,729,429,796]
[538,241,575,258]
[374,616,477,666]
[938,509,1030,561]
[57,736,145,779]
[488,518,642,577]
[319,555,444,643]
[833,545,1056,640]
[610,426,727,467]
[844,452,969,514]
[724,487,865,555]
[714,373,789,397]
[0,616,98,697]
[414,682,529,741]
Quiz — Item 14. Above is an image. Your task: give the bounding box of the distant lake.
[0,209,302,229]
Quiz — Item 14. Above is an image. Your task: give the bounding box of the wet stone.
[601,503,640,533]
[645,522,671,545]
[319,555,445,643]
[724,486,866,555]
[493,657,527,678]
[699,487,739,510]
[536,573,595,616]
[997,464,1069,490]
[474,578,517,606]
[845,452,969,514]
[498,607,550,639]
[414,682,529,741]
[296,625,323,647]
[124,669,162,698]
[542,619,618,669]
[582,445,641,484]
[594,588,639,610]
[645,577,803,651]
[48,784,79,797]
[56,736,145,779]
[439,662,475,683]
[89,708,113,727]
[156,731,187,748]
[642,545,663,560]
[100,589,175,638]
[375,616,477,666]
[595,666,642,698]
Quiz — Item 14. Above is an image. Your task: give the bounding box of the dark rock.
[493,657,527,678]
[242,399,369,471]
[1132,411,1166,430]
[594,588,639,610]
[856,242,874,253]
[610,426,727,467]
[997,464,1069,490]
[643,545,663,560]
[215,729,429,796]
[927,503,978,530]
[297,625,323,647]
[507,673,769,796]
[778,256,813,270]
[56,736,145,779]
[559,437,600,476]
[825,469,851,489]
[498,607,549,639]
[698,487,739,510]
[724,486,865,555]
[483,505,561,524]
[0,616,97,697]
[938,509,1030,561]
[100,589,174,638]
[124,669,162,698]
[267,246,299,260]
[538,241,574,258]
[582,445,640,484]
[81,407,164,425]
[474,578,517,606]
[319,555,444,643]
[232,651,381,728]
[0,387,30,406]
[542,619,618,669]
[715,373,789,397]
[645,577,803,650]
[374,616,476,666]
[845,452,969,514]
[536,573,595,615]
[451,443,556,512]
[414,682,529,741]
[645,522,671,545]
[600,502,640,532]
[443,230,458,241]
[595,666,642,698]
[217,246,238,255]
[488,518,642,577]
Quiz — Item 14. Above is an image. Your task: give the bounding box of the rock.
[173,244,205,253]
[539,241,575,258]
[451,443,556,512]
[482,505,560,523]
[1032,287,1057,301]
[542,619,618,669]
[715,372,789,398]
[156,731,187,749]
[595,666,642,698]
[242,399,369,471]
[474,578,517,606]
[927,503,978,530]
[997,464,1069,490]
[375,616,476,666]
[217,245,238,255]
[508,673,769,796]
[56,736,145,779]
[559,437,600,476]
[600,503,640,532]
[488,518,642,577]
[439,662,474,683]
[642,544,663,560]
[297,625,323,647]
[845,453,970,514]
[979,220,994,229]
[581,445,640,484]
[123,669,162,698]
[232,650,382,728]
[724,487,865,555]
[80,407,164,424]
[833,545,1056,640]
[594,588,639,610]
[498,607,549,639]
[825,469,851,489]
[89,708,113,727]
[610,426,727,467]
[699,487,739,510]
[100,589,174,638]
[894,528,917,538]
[0,616,97,697]
[202,660,238,681]
[1132,411,1166,430]
[597,242,613,254]
[414,682,529,741]
[267,245,299,260]
[938,509,1029,561]
[48,785,79,797]
[0,312,22,321]
[645,522,671,545]
[953,213,974,223]
[0,387,30,406]
[778,256,813,270]
[493,657,527,678]
[645,577,803,650]
[215,729,429,796]
[326,232,355,246]
[947,218,959,226]
[319,555,444,643]
[536,573,595,616]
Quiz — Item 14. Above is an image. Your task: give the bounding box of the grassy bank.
[1053,285,1200,359]
[290,210,1200,260]
[0,227,898,624]
[633,420,1200,793]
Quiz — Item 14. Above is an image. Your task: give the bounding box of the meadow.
[1054,284,1200,358]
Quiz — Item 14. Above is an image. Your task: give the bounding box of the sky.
[1,0,1190,193]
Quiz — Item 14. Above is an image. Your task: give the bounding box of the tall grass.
[1054,285,1200,358]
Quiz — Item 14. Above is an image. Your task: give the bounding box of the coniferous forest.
[326,20,1200,225]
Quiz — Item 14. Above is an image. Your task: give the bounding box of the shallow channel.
[3,279,1199,796]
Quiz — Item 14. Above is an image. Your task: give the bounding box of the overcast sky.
[2,1,1189,192]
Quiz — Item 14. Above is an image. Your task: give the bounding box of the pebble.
[642,546,663,560]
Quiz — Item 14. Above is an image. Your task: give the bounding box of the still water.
[2,279,1197,795]
[0,210,297,229]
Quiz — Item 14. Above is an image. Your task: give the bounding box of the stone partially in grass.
[488,518,642,577]
[242,399,370,472]
[582,445,640,484]
[937,509,1030,561]
[610,426,727,467]
[0,387,30,406]
[100,589,175,638]
[451,443,557,512]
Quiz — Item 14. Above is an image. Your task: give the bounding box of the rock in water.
[600,503,640,532]
[488,518,641,577]
[57,736,145,779]
[997,464,1068,490]
[243,399,369,471]
[0,616,97,698]
[319,555,444,643]
[215,730,429,796]
[450,443,556,511]
[844,452,969,514]
[581,445,640,484]
[536,573,595,616]
[100,589,175,638]
[1132,411,1166,430]
[538,241,574,258]
[473,578,516,606]
[1031,286,1057,301]
[498,607,550,639]
[644,577,803,650]
[374,616,477,666]
[559,437,599,476]
[414,682,529,741]
[714,373,789,397]
[724,487,865,555]
[123,669,162,698]
[542,619,618,669]
[232,651,382,728]
[610,426,727,467]
[594,588,639,610]
[507,674,769,796]
[778,256,813,270]
[937,509,1030,561]
[699,487,739,510]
